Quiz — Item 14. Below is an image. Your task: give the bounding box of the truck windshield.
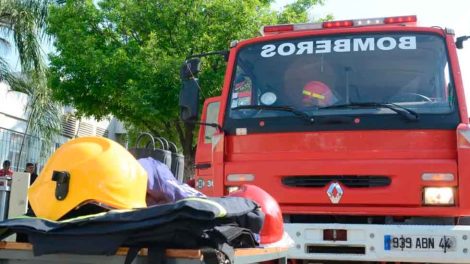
[227,33,456,123]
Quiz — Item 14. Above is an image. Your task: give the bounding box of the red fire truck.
[179,15,470,263]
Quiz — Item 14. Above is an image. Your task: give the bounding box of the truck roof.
[230,16,451,49]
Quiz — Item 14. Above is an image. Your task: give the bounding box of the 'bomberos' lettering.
[260,36,416,58]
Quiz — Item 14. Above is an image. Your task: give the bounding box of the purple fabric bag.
[138,157,206,205]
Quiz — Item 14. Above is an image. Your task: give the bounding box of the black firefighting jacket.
[0,197,264,264]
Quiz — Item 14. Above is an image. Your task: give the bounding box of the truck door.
[194,97,220,194]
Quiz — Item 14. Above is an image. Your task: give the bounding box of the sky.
[274,0,470,106]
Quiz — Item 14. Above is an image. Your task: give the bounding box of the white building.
[0,82,126,172]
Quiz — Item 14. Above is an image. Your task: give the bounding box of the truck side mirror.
[456,36,470,49]
[179,59,201,122]
[180,58,201,79]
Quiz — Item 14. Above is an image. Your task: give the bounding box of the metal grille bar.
[282,175,391,188]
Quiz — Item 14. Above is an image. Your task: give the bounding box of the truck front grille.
[282,175,391,188]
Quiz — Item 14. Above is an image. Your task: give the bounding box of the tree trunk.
[175,120,196,181]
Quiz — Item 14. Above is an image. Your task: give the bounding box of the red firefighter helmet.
[228,184,283,244]
[302,80,338,107]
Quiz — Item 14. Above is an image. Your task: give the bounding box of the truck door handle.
[194,163,211,169]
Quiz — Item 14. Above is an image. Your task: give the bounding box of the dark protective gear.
[0,197,263,264]
[228,184,284,244]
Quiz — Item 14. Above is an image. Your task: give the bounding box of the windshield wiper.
[232,105,315,123]
[320,102,419,121]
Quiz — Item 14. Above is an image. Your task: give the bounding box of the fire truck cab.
[180,15,470,263]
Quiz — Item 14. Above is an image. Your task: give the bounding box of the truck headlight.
[423,187,454,205]
[226,186,240,193]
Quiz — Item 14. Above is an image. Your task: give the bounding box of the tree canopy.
[47,0,330,168]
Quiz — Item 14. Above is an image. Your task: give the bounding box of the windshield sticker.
[231,99,238,108]
[260,36,416,58]
[232,76,253,108]
[231,92,252,108]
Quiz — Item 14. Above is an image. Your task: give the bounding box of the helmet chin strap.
[52,171,71,201]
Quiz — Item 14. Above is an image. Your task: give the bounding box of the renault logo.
[327,182,343,204]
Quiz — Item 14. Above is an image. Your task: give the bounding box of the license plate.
[384,235,456,252]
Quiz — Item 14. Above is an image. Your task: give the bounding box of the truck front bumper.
[285,223,470,263]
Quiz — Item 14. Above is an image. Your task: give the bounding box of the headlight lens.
[423,187,454,205]
[226,186,240,193]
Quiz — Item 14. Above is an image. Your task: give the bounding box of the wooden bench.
[0,242,288,264]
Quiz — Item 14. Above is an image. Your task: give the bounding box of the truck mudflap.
[285,223,470,263]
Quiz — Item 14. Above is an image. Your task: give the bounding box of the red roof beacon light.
[384,15,417,24]
[261,15,417,35]
[322,20,354,29]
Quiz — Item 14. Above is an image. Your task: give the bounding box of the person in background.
[24,163,38,185]
[0,160,13,177]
